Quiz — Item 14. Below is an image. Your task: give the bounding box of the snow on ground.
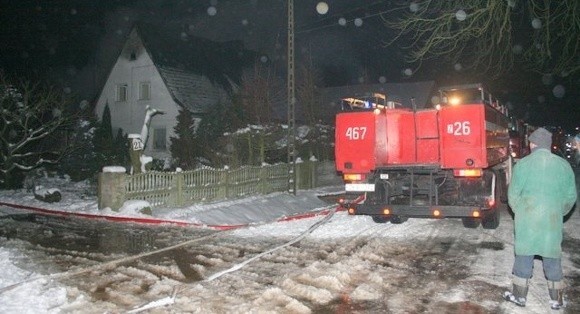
[0,174,579,313]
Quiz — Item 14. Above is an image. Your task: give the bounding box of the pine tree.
[196,102,243,166]
[93,104,115,168]
[198,102,232,146]
[170,108,198,169]
[113,128,129,167]
[59,117,100,181]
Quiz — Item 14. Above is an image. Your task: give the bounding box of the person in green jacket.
[504,127,577,310]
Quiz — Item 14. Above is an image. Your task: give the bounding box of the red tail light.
[453,169,482,177]
[343,173,366,182]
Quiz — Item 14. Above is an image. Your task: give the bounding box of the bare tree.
[385,0,580,77]
[0,74,74,187]
[295,57,334,161]
[296,58,324,126]
[235,61,286,165]
[238,61,285,125]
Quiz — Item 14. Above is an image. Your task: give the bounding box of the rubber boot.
[548,280,565,310]
[503,277,528,307]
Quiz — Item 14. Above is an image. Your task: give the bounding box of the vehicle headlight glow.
[449,97,461,106]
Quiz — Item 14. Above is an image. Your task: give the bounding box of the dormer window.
[130,51,136,61]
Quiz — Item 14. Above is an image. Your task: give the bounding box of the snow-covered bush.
[0,73,75,188]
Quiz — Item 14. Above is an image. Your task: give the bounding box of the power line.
[295,1,405,34]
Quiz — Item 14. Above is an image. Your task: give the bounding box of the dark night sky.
[1,0,578,132]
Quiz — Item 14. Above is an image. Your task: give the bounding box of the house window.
[130,51,136,61]
[153,128,166,150]
[116,84,128,102]
[139,81,151,100]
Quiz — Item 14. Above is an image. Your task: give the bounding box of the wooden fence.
[98,160,341,210]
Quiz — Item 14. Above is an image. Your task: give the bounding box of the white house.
[94,22,255,161]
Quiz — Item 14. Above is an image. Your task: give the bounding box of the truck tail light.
[343,173,366,182]
[453,169,482,177]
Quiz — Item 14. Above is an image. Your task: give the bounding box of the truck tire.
[462,217,480,228]
[482,208,500,229]
[390,215,408,224]
[372,215,389,223]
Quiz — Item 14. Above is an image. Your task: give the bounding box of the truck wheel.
[372,215,389,223]
[482,209,500,229]
[390,215,408,224]
[462,217,481,228]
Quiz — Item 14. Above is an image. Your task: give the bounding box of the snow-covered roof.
[157,66,228,114]
[133,22,257,113]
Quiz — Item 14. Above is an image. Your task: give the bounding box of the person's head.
[528,127,552,152]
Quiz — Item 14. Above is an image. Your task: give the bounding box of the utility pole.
[287,0,297,195]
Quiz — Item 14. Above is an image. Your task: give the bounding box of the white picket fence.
[98,161,341,209]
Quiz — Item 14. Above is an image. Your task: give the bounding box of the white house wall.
[95,32,179,161]
[95,27,236,167]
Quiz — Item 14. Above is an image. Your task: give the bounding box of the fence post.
[295,160,309,190]
[259,164,268,194]
[175,170,184,207]
[311,160,318,188]
[127,134,143,174]
[98,167,127,211]
[222,167,230,199]
[296,160,317,189]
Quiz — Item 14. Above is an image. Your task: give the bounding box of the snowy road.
[1,201,579,313]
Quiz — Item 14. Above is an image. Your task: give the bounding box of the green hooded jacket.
[508,148,577,258]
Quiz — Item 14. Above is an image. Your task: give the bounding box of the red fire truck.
[335,83,511,229]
